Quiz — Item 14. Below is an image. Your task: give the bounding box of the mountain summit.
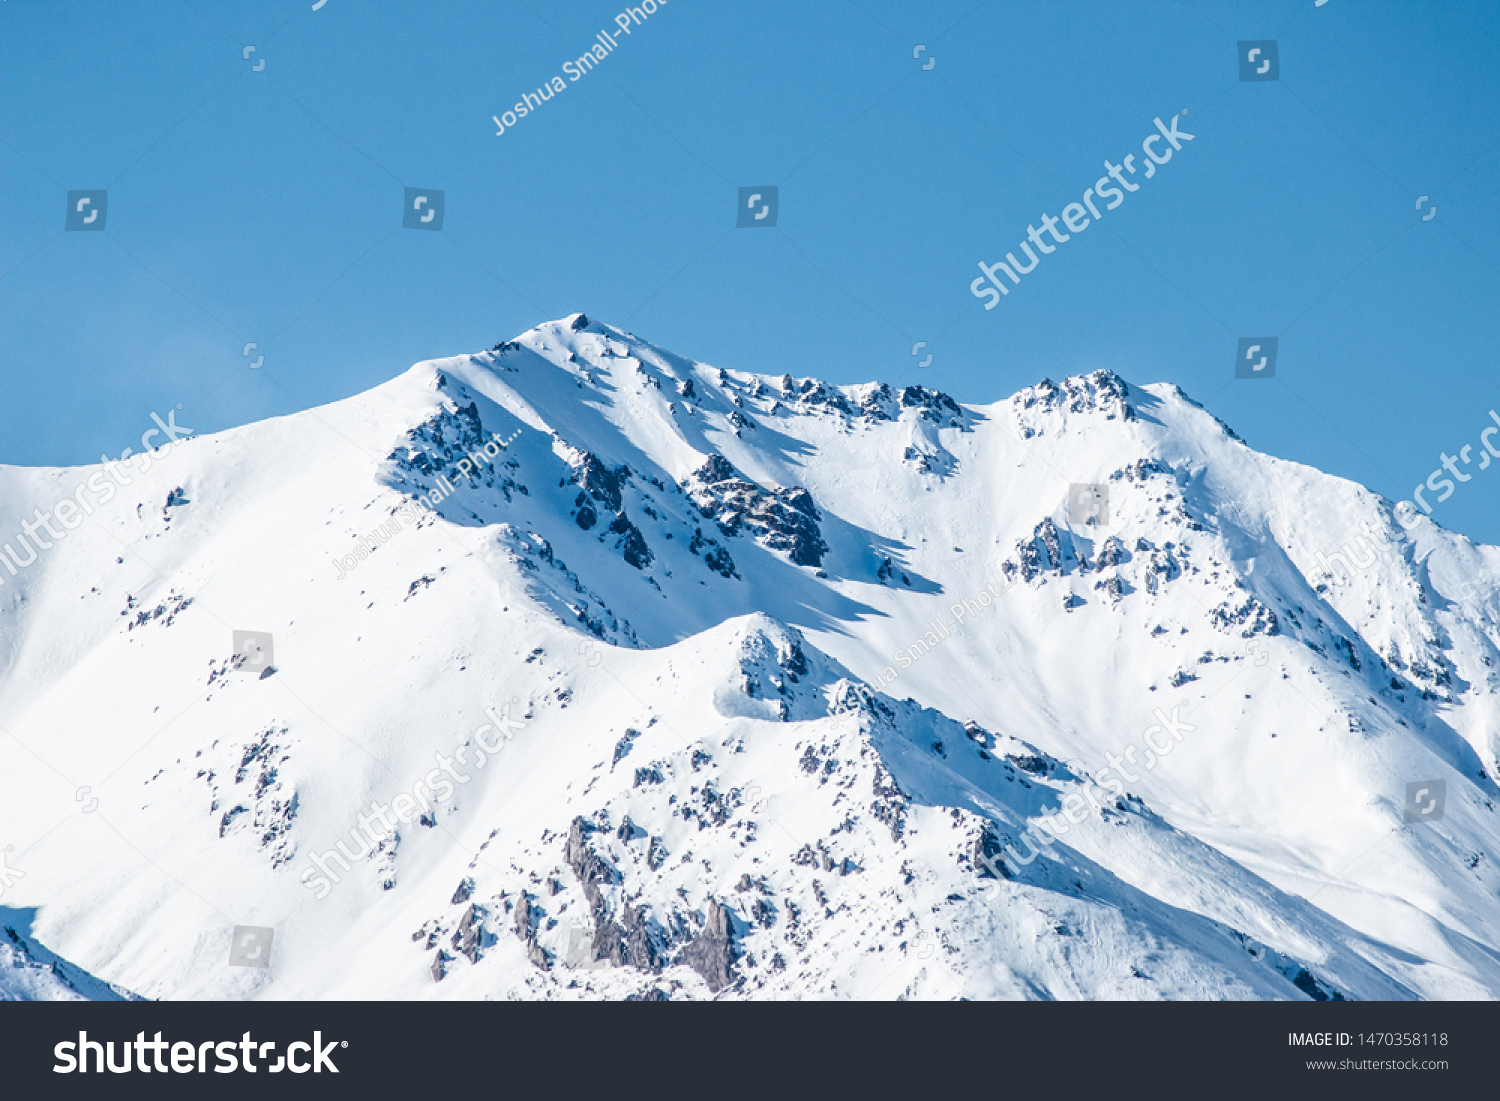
[1,314,1497,1000]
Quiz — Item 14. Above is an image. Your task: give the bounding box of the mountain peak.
[3,316,1498,1002]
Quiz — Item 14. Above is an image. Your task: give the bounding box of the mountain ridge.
[0,313,1496,1001]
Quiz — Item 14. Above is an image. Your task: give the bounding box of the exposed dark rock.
[1006,517,1092,582]
[870,764,910,842]
[633,765,666,787]
[1111,457,1171,484]
[1291,966,1346,1002]
[1096,535,1130,567]
[607,512,652,569]
[612,728,641,767]
[688,527,739,579]
[679,900,737,992]
[973,825,1011,880]
[1210,595,1280,637]
[1011,370,1135,438]
[386,394,525,504]
[453,903,485,963]
[564,817,620,915]
[684,455,828,568]
[1095,575,1126,604]
[568,452,626,513]
[899,385,963,423]
[590,902,663,972]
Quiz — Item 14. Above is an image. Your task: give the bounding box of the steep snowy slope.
[0,911,139,1001]
[0,313,1496,1000]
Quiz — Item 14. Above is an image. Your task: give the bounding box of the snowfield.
[1,313,1497,1001]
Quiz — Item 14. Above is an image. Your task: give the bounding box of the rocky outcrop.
[1011,370,1135,439]
[678,900,737,992]
[684,455,827,568]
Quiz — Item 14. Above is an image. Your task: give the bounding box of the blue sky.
[2,0,1497,544]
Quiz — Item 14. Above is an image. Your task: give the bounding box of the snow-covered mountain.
[1,313,1497,1001]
